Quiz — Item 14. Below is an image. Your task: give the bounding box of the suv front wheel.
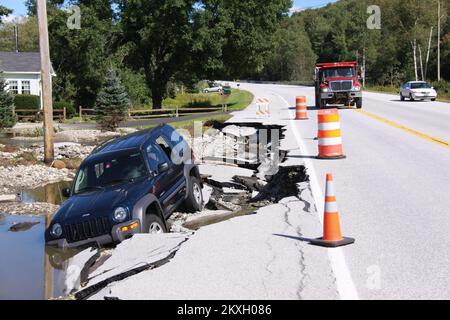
[184,176,203,213]
[145,214,167,234]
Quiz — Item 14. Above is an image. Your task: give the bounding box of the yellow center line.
[354,109,450,149]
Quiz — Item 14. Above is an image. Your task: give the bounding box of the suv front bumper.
[47,219,142,249]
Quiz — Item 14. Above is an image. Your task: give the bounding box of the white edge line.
[275,92,360,301]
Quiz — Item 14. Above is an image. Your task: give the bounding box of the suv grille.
[329,80,353,92]
[63,217,111,243]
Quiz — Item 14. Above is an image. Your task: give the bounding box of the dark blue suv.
[45,124,203,248]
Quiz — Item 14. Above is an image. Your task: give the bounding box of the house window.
[8,80,18,94]
[21,81,31,95]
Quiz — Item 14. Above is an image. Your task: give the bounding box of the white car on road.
[400,81,437,101]
[203,83,223,93]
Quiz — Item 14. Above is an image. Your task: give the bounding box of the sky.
[1,0,339,17]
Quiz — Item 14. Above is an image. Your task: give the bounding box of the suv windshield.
[410,82,431,89]
[73,152,147,195]
[322,67,354,79]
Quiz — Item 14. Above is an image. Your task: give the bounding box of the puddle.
[19,181,72,206]
[0,214,85,299]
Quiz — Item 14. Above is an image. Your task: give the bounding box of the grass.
[365,85,450,102]
[161,88,254,111]
[137,89,254,133]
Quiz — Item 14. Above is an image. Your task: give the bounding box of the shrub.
[13,94,40,109]
[0,75,16,128]
[430,80,449,93]
[53,100,77,117]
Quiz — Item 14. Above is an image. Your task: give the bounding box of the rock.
[9,221,40,232]
[0,194,17,202]
[53,160,67,170]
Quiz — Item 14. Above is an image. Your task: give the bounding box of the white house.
[0,51,55,109]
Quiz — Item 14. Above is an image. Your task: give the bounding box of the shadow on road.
[273,233,315,244]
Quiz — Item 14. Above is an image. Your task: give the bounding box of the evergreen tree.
[0,73,16,129]
[95,69,130,131]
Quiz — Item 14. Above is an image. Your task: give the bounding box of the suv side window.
[156,136,172,160]
[146,143,168,174]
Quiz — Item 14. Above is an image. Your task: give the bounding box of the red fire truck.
[314,61,362,109]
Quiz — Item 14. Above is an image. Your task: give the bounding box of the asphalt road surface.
[231,82,450,300]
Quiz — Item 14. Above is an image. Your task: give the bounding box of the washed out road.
[231,83,450,300]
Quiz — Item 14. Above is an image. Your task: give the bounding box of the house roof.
[0,51,55,74]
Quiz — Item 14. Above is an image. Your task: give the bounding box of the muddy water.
[20,181,72,206]
[0,214,78,300]
[0,181,79,300]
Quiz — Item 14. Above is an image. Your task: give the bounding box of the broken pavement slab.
[199,164,254,184]
[77,233,191,299]
[89,198,337,300]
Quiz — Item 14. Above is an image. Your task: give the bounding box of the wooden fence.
[13,108,66,122]
[79,106,224,122]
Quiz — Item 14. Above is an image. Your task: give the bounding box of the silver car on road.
[400,81,437,101]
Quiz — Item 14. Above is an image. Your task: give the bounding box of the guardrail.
[13,108,67,122]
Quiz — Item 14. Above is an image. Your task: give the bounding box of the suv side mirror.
[158,162,170,174]
[62,188,71,198]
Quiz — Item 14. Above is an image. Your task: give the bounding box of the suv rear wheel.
[145,214,167,234]
[184,176,203,213]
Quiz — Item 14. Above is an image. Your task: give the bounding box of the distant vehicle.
[203,82,223,93]
[315,61,363,109]
[45,124,203,248]
[400,81,437,101]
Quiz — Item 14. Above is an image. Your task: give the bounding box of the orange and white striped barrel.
[263,98,270,115]
[317,109,346,159]
[256,98,264,116]
[295,96,308,120]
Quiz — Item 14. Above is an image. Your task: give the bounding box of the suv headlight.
[113,206,128,223]
[51,223,62,238]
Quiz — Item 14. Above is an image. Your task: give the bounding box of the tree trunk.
[412,39,418,81]
[151,87,164,110]
[425,27,433,80]
[418,45,424,81]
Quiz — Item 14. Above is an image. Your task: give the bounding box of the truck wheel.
[315,95,320,108]
[356,98,362,109]
[145,214,167,234]
[184,176,203,213]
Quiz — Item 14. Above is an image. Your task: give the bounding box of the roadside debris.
[8,221,40,232]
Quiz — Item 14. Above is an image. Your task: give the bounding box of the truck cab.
[314,61,362,109]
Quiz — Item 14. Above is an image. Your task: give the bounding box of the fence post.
[63,107,66,121]
[127,109,131,119]
[176,107,179,118]
[79,106,83,122]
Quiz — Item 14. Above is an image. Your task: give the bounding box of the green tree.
[0,5,12,24]
[263,16,317,81]
[95,68,130,131]
[0,72,16,128]
[0,16,40,52]
[119,0,194,109]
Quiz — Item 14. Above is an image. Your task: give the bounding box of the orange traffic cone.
[310,174,355,248]
[295,96,308,120]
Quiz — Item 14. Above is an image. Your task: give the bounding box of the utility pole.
[37,0,54,165]
[13,25,18,52]
[437,0,441,81]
